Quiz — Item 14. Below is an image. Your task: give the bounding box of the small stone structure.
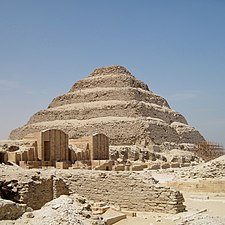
[2,130,110,169]
[69,133,111,170]
[23,129,69,162]
[6,129,69,168]
[69,133,109,161]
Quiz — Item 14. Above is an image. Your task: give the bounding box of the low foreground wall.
[0,176,69,210]
[63,170,185,213]
[0,167,186,213]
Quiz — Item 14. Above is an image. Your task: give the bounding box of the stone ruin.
[0,130,111,170]
[8,65,205,166]
[0,128,201,171]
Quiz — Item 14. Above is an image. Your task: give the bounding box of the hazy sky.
[0,0,225,146]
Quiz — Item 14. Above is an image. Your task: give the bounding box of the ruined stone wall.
[69,137,92,161]
[69,136,92,151]
[7,152,20,164]
[0,165,185,214]
[19,178,54,209]
[64,170,185,213]
[69,134,109,161]
[21,132,41,160]
[0,176,69,210]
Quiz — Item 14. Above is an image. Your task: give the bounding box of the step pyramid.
[10,66,205,147]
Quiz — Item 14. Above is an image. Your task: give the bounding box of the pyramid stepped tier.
[10,117,204,145]
[10,65,205,146]
[29,100,187,125]
[48,87,170,108]
[70,72,149,92]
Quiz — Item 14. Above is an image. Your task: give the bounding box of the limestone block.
[112,165,125,171]
[56,162,71,169]
[93,161,112,171]
[148,163,161,170]
[7,152,20,164]
[42,161,53,167]
[19,161,28,168]
[131,165,145,171]
[102,208,127,225]
[161,163,170,169]
[26,161,40,169]
[180,163,190,167]
[170,162,180,168]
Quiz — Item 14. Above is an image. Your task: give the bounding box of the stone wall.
[0,165,186,214]
[20,178,54,209]
[63,170,185,213]
[0,176,69,210]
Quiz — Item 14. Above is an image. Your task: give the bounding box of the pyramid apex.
[88,65,132,77]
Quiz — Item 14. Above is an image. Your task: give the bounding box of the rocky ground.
[0,194,107,225]
[149,155,225,182]
[1,155,225,225]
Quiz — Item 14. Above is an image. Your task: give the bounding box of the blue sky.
[0,0,225,146]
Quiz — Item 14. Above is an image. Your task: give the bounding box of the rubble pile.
[176,155,225,179]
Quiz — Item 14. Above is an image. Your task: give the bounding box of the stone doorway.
[44,141,50,161]
[0,152,5,163]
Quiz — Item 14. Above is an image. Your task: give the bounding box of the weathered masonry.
[69,133,109,161]
[0,168,186,214]
[3,130,110,169]
[23,129,69,162]
[0,175,69,210]
[6,129,69,167]
[64,170,186,214]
